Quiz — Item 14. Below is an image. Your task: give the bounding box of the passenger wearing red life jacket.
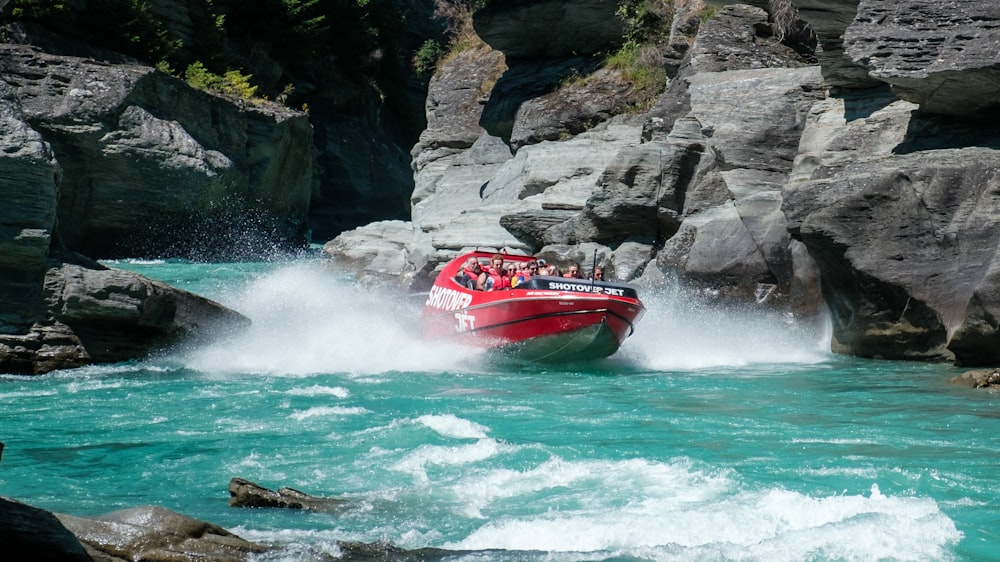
[483,253,511,290]
[460,257,487,290]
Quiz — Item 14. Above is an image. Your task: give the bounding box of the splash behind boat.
[421,251,645,362]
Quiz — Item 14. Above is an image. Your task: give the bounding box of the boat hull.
[421,293,642,362]
[421,251,645,362]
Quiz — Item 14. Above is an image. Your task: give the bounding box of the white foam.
[173,260,837,375]
[285,385,350,398]
[391,439,509,485]
[415,414,490,440]
[623,286,833,370]
[177,261,483,376]
[288,406,370,420]
[444,463,961,561]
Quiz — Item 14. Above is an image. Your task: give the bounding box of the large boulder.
[58,505,267,562]
[44,261,251,365]
[0,257,250,375]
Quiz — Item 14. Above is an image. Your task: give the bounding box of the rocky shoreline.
[4,478,468,562]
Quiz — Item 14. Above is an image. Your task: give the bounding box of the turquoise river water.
[2,257,998,561]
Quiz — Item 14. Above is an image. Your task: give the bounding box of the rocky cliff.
[323,0,1000,366]
[0,43,315,259]
[0,41,296,373]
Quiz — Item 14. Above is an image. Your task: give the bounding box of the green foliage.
[607,1,672,110]
[699,5,720,23]
[10,0,70,19]
[184,61,222,91]
[184,61,257,101]
[413,39,445,77]
[10,0,181,64]
[616,0,673,46]
[155,60,174,75]
[222,69,258,100]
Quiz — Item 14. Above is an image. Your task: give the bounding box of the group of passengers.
[459,254,605,291]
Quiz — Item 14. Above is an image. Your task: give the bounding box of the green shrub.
[607,41,666,105]
[222,69,258,100]
[184,61,223,92]
[413,39,445,77]
[607,1,672,111]
[183,62,258,102]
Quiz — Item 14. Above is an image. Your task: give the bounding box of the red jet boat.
[421,251,645,362]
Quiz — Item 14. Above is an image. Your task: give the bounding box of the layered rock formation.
[0,41,303,373]
[324,0,1000,365]
[0,43,314,259]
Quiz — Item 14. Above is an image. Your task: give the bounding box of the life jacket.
[484,266,511,290]
[513,272,531,287]
[460,265,482,289]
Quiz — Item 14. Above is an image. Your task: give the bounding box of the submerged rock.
[949,368,1000,389]
[228,477,348,512]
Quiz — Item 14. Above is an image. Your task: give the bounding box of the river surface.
[2,258,997,561]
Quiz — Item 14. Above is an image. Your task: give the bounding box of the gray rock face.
[329,3,827,314]
[709,0,873,88]
[784,91,1000,363]
[0,44,314,260]
[0,80,58,333]
[844,0,1000,115]
[0,43,295,373]
[323,0,1000,365]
